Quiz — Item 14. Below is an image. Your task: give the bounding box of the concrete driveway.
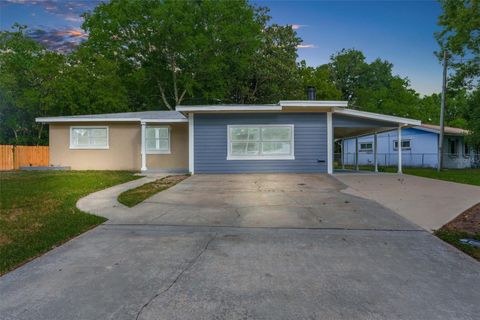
[336,173,480,231]
[1,174,479,320]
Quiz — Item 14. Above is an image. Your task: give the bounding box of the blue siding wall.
[194,113,327,173]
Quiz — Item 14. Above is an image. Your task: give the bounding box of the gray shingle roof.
[36,111,186,123]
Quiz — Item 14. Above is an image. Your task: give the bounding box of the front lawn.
[0,171,139,275]
[336,165,480,186]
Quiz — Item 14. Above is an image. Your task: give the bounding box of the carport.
[332,109,421,173]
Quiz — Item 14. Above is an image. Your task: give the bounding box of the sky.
[0,0,444,95]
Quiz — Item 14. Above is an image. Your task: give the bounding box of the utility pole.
[438,50,448,172]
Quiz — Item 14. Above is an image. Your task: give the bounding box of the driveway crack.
[134,232,217,320]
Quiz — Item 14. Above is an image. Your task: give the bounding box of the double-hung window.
[146,126,170,154]
[227,125,294,160]
[359,142,373,152]
[393,140,411,150]
[70,126,109,149]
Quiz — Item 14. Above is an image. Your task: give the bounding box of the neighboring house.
[340,124,478,169]
[36,99,422,174]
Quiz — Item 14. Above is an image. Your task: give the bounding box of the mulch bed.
[442,203,480,235]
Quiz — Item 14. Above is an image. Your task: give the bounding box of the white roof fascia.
[413,126,466,136]
[36,117,187,123]
[141,119,188,123]
[334,108,421,126]
[175,105,282,112]
[280,100,348,108]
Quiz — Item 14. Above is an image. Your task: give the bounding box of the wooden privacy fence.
[0,145,49,171]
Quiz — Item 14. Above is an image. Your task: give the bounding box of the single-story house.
[340,124,478,169]
[36,99,422,174]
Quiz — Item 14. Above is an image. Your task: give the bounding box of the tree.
[436,0,479,147]
[296,61,341,100]
[232,22,302,103]
[81,0,301,108]
[328,49,423,119]
[328,49,367,103]
[465,87,480,148]
[436,0,480,89]
[0,25,129,145]
[0,25,64,145]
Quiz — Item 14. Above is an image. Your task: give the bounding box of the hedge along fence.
[0,145,49,171]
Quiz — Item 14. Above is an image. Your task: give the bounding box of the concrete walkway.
[335,173,480,231]
[76,173,168,220]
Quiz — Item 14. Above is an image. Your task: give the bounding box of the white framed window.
[70,126,109,149]
[227,124,294,160]
[359,142,373,152]
[393,139,411,150]
[145,126,170,154]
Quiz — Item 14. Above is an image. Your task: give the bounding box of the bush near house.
[0,171,139,275]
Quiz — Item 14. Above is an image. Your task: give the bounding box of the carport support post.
[374,132,378,173]
[141,122,147,171]
[188,113,194,174]
[355,137,359,171]
[397,125,403,174]
[327,112,333,174]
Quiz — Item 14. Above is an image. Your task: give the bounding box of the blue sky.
[0,0,443,95]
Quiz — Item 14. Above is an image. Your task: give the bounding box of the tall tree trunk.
[36,123,44,146]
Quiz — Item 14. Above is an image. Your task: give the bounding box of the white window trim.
[359,141,373,152]
[70,126,109,149]
[145,125,171,154]
[393,139,411,151]
[227,124,295,160]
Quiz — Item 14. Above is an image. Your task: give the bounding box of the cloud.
[3,0,102,24]
[27,27,88,53]
[297,44,317,49]
[291,24,306,30]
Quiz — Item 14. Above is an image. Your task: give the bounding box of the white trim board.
[36,117,187,123]
[280,100,348,108]
[176,105,282,112]
[333,108,421,126]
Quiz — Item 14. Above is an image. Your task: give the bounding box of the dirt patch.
[442,203,480,235]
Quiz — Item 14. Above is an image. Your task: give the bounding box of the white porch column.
[374,132,378,172]
[188,113,194,174]
[341,139,345,170]
[355,137,359,171]
[327,112,333,174]
[397,125,403,174]
[141,122,147,171]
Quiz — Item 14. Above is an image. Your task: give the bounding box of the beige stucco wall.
[146,123,189,170]
[49,122,188,171]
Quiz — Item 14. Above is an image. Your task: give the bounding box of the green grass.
[434,230,480,261]
[118,175,189,207]
[336,165,480,186]
[0,170,139,274]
